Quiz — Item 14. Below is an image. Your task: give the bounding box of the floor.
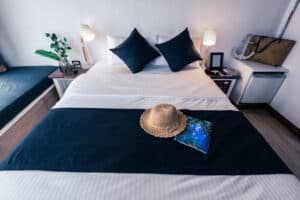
[0,106,299,178]
[0,87,59,160]
[241,108,300,178]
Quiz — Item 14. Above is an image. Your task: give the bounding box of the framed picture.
[210,52,224,71]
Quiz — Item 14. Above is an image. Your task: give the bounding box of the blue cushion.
[0,66,56,129]
[110,28,160,73]
[156,28,202,72]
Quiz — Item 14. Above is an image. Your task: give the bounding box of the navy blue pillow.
[156,28,202,72]
[110,28,160,73]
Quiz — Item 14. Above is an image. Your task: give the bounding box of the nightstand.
[48,68,88,98]
[205,67,240,97]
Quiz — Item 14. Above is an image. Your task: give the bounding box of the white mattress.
[1,62,299,200]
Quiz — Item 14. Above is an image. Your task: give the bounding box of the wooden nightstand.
[205,67,240,97]
[48,68,88,98]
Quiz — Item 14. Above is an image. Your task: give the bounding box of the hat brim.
[140,109,187,138]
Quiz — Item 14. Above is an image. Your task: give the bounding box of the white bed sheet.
[1,62,299,200]
[0,172,299,200]
[54,62,236,110]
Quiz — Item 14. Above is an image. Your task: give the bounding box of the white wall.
[0,0,288,66]
[271,3,300,128]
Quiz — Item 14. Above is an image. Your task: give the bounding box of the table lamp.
[80,24,95,67]
[202,30,217,67]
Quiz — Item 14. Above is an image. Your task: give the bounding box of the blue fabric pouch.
[174,116,212,154]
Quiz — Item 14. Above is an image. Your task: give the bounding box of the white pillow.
[106,35,124,64]
[151,36,169,66]
[106,35,157,65]
[152,35,202,66]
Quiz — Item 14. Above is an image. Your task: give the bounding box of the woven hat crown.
[148,104,179,129]
[140,104,187,138]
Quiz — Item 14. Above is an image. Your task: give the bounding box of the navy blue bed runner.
[0,108,291,175]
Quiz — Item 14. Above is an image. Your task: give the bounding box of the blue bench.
[0,66,57,129]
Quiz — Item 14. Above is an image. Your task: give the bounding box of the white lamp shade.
[203,30,217,46]
[80,24,95,42]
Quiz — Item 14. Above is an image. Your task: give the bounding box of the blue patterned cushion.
[110,28,160,73]
[156,28,202,72]
[174,116,212,154]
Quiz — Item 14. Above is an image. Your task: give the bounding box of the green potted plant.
[35,33,72,73]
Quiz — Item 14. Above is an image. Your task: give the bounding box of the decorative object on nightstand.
[201,30,217,68]
[230,58,288,104]
[205,67,240,97]
[48,68,88,98]
[80,24,95,68]
[71,60,82,74]
[35,33,72,74]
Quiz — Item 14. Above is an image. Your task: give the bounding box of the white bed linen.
[55,62,236,110]
[0,172,299,200]
[1,62,299,200]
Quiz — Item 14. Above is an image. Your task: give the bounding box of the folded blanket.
[0,108,290,175]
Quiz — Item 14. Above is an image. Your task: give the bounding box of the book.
[174,116,212,154]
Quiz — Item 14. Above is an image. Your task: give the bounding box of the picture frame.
[210,52,224,71]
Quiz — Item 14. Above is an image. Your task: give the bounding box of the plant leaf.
[51,33,57,41]
[64,37,67,42]
[45,33,50,37]
[50,43,57,48]
[35,49,60,61]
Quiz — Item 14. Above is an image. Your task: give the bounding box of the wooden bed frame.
[0,85,59,159]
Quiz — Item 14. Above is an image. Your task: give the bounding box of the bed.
[0,62,299,200]
[0,66,56,129]
[55,62,235,110]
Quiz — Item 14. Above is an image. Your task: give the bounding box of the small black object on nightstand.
[71,60,82,74]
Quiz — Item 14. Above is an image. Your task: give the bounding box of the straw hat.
[140,104,187,138]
